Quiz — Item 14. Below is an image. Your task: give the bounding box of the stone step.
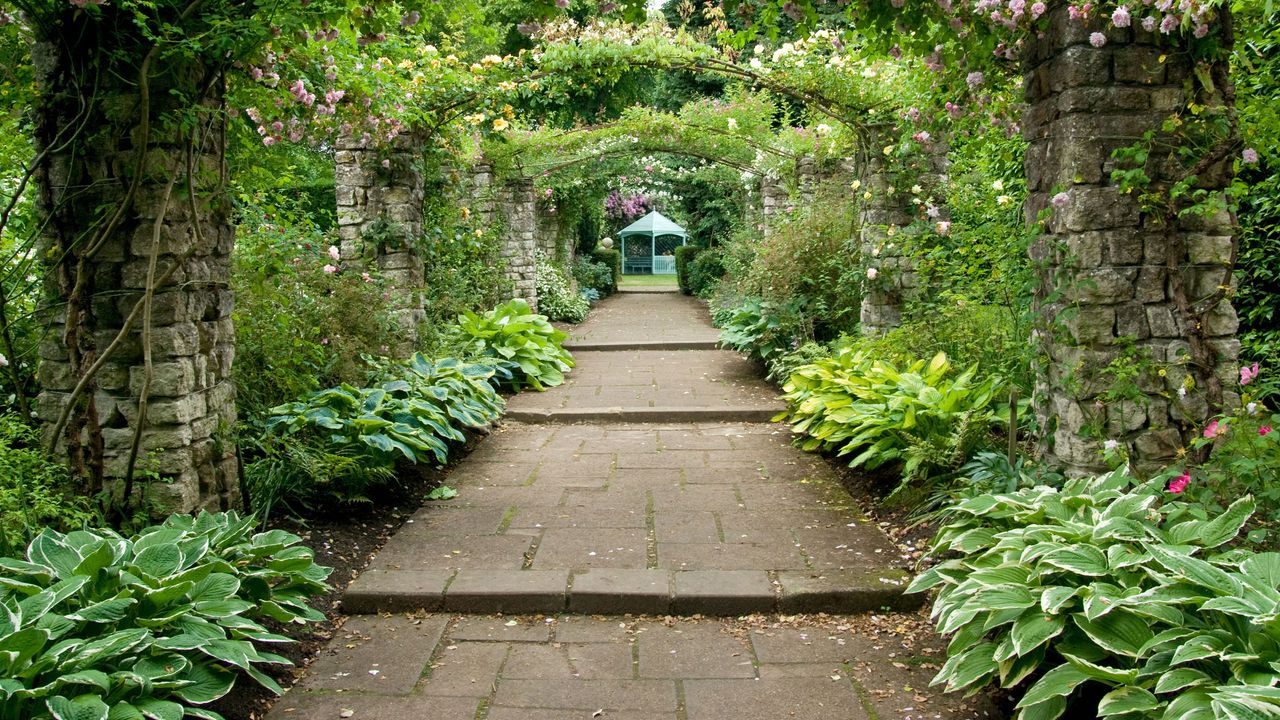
[618,286,680,294]
[342,568,919,617]
[564,339,721,352]
[505,406,784,424]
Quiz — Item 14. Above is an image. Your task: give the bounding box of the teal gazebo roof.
[618,211,688,239]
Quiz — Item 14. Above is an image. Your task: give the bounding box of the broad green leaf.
[172,663,237,704]
[1016,663,1089,707]
[1074,610,1154,657]
[935,642,997,693]
[1097,686,1159,716]
[1041,545,1109,576]
[1011,611,1065,656]
[135,699,183,720]
[47,695,110,720]
[1155,667,1213,693]
[1145,544,1238,594]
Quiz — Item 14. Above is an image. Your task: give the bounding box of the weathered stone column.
[470,161,537,310]
[859,136,946,336]
[334,134,425,349]
[32,36,238,513]
[1024,9,1239,473]
[536,198,572,264]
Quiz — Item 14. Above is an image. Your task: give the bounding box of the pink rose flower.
[1168,471,1190,494]
[1203,419,1225,439]
[322,264,337,274]
[1260,426,1273,436]
[1240,362,1260,385]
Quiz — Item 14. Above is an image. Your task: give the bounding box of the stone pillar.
[1023,9,1238,473]
[859,137,946,336]
[470,161,537,310]
[32,38,237,513]
[334,133,425,349]
[536,199,571,264]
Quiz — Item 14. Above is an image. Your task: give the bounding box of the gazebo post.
[650,232,656,275]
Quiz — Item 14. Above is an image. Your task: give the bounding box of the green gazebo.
[619,210,689,275]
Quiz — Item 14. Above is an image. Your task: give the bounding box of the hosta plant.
[0,511,329,719]
[908,469,1280,720]
[775,348,1003,492]
[265,355,504,468]
[452,299,575,391]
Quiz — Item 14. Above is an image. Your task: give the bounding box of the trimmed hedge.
[590,248,622,292]
[675,245,703,295]
[686,248,725,297]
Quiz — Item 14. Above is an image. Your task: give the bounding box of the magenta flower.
[1203,419,1225,439]
[1168,472,1190,494]
[1260,426,1273,437]
[1240,362,1260,386]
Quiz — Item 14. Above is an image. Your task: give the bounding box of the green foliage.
[0,415,100,556]
[571,256,616,297]
[231,196,406,419]
[713,296,806,365]
[0,511,329,719]
[909,469,1280,720]
[675,245,702,295]
[776,348,1004,496]
[590,248,622,290]
[452,299,576,391]
[715,182,862,341]
[263,355,504,472]
[685,247,725,297]
[534,255,590,323]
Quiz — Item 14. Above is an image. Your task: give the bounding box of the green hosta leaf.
[1016,663,1089,707]
[1062,652,1139,684]
[1242,553,1280,590]
[134,699,183,720]
[1155,667,1213,693]
[52,671,110,692]
[934,642,998,693]
[1018,696,1067,720]
[67,597,136,624]
[107,703,144,720]
[1172,634,1228,665]
[1074,610,1154,657]
[1162,691,1215,720]
[1145,544,1238,594]
[1011,611,1066,656]
[132,544,183,579]
[71,542,117,578]
[1040,586,1080,614]
[61,628,151,670]
[1041,545,1109,576]
[0,627,50,671]
[29,533,82,578]
[974,586,1037,611]
[20,576,90,619]
[1184,496,1256,549]
[172,662,237,704]
[1211,697,1280,720]
[47,695,110,720]
[243,663,285,695]
[1097,686,1160,716]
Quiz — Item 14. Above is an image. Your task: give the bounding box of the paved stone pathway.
[267,290,998,720]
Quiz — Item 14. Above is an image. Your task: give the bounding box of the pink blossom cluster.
[966,0,1220,41]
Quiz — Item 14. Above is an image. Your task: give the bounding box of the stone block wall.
[469,162,538,310]
[1023,9,1239,473]
[859,139,948,336]
[33,48,238,513]
[536,199,573,264]
[334,133,426,350]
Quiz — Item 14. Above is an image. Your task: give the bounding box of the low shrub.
[535,256,590,324]
[0,413,99,555]
[909,469,1280,720]
[452,299,576,391]
[0,511,329,718]
[232,198,405,419]
[713,296,807,365]
[262,355,503,468]
[590,248,622,292]
[775,348,1003,498]
[674,245,703,295]
[685,248,725,297]
[572,256,615,298]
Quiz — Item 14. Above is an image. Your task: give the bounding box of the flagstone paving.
[265,291,997,719]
